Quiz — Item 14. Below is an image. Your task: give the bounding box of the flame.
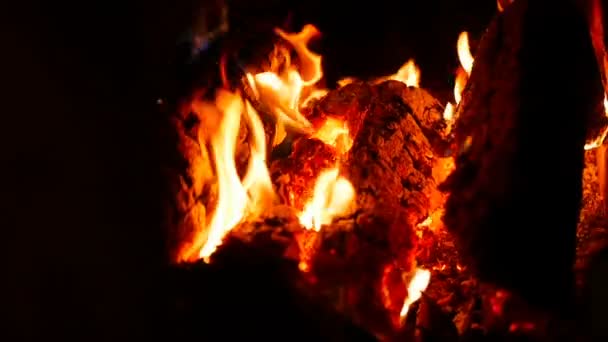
[299,168,355,231]
[337,77,356,87]
[457,32,474,75]
[388,59,421,87]
[585,95,608,150]
[497,0,514,13]
[454,69,468,105]
[377,59,421,87]
[247,24,325,143]
[399,268,431,320]
[198,91,250,261]
[176,89,276,262]
[443,32,474,124]
[241,101,275,214]
[443,102,454,122]
[312,117,353,155]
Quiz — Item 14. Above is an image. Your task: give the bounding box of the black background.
[3,1,494,340]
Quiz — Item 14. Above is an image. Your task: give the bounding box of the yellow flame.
[299,168,355,231]
[390,59,421,87]
[242,101,275,214]
[246,24,325,144]
[175,90,276,263]
[444,32,475,126]
[399,268,431,320]
[377,59,421,87]
[337,77,356,87]
[454,69,468,104]
[311,117,353,155]
[199,91,250,261]
[457,32,474,75]
[443,102,454,122]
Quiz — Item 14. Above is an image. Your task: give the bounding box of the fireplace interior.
[160,0,608,341]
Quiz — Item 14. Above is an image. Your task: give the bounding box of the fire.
[377,59,421,87]
[399,267,431,320]
[246,24,324,145]
[187,91,276,262]
[497,0,514,13]
[298,168,355,231]
[584,95,608,150]
[241,101,275,214]
[311,117,353,154]
[457,32,474,75]
[443,31,474,125]
[178,25,362,262]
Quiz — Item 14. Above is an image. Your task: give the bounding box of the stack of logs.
[166,72,452,338]
[163,0,608,340]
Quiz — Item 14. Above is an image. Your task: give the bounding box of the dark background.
[3,1,494,340]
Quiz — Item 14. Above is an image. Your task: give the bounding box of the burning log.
[272,80,447,226]
[271,137,338,209]
[164,93,254,261]
[199,202,419,339]
[342,80,446,227]
[167,215,378,341]
[263,79,450,337]
[442,0,604,314]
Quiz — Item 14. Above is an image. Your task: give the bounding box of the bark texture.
[441,0,603,314]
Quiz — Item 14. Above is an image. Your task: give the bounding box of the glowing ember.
[399,267,431,320]
[298,168,355,231]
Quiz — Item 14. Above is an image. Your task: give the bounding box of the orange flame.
[180,25,364,263]
[246,24,325,145]
[299,168,355,231]
[497,0,514,13]
[198,91,250,261]
[443,31,474,125]
[585,95,608,150]
[337,77,356,87]
[377,59,421,87]
[311,117,353,155]
[399,268,431,320]
[177,90,276,262]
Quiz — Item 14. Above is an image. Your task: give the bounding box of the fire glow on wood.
[175,20,478,328]
[169,0,608,338]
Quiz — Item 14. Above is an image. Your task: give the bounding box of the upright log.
[442,0,603,314]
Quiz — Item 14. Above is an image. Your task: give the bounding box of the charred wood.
[442,0,603,314]
[167,221,377,341]
[273,80,447,227]
[271,138,338,209]
[342,80,444,228]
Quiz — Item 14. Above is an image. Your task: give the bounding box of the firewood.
[271,79,446,225]
[441,0,603,314]
[167,221,378,341]
[203,202,416,339]
[310,206,417,337]
[342,80,444,228]
[306,81,374,139]
[270,138,338,209]
[164,92,253,262]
